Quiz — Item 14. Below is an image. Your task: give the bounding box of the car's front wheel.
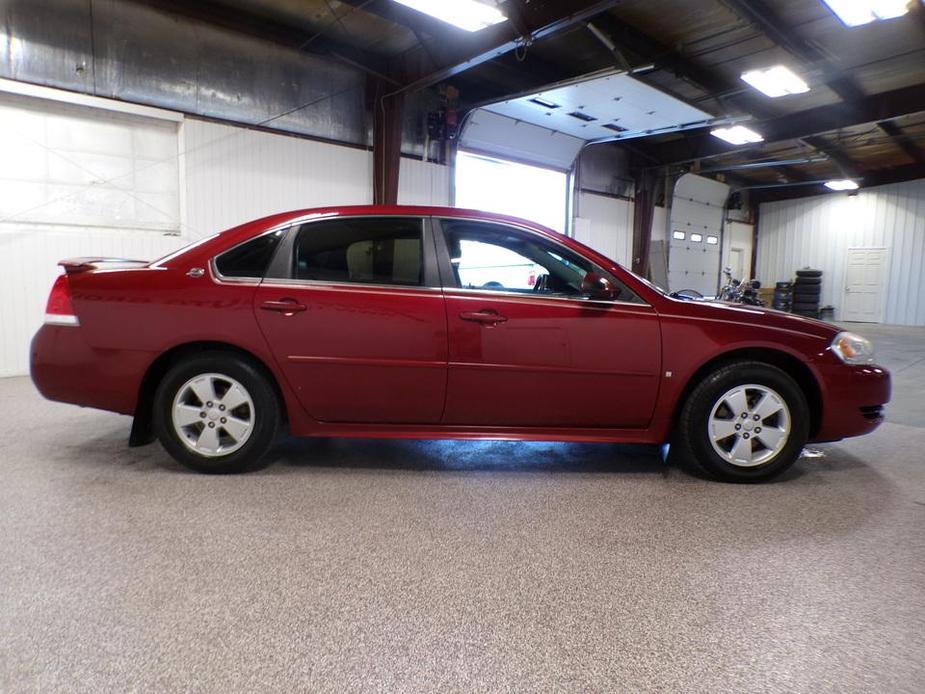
[673,361,809,482]
[153,352,280,473]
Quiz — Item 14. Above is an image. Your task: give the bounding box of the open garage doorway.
[454,151,569,233]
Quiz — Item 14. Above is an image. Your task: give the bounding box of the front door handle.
[260,298,307,315]
[459,309,507,325]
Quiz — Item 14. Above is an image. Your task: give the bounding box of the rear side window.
[215,230,284,279]
[292,218,423,286]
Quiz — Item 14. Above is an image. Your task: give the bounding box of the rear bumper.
[30,325,153,415]
[812,362,891,443]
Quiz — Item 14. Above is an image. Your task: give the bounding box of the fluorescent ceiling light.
[393,0,506,32]
[820,0,911,27]
[741,65,810,97]
[711,125,764,145]
[824,179,860,190]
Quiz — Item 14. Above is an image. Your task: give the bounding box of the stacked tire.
[792,269,822,317]
[772,282,793,311]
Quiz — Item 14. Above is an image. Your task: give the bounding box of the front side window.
[214,229,285,279]
[441,220,641,302]
[292,217,423,286]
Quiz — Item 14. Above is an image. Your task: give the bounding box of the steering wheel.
[532,273,549,293]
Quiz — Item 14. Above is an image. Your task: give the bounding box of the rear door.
[252,216,447,424]
[436,218,661,428]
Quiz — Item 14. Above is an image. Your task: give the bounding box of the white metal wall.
[574,192,633,266]
[757,179,925,325]
[183,121,451,238]
[182,119,374,239]
[398,157,451,207]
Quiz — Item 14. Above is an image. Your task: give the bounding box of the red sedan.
[31,205,890,481]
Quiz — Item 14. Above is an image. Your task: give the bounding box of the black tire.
[670,361,810,482]
[793,288,821,299]
[793,302,819,311]
[773,290,792,300]
[794,277,822,286]
[153,352,280,473]
[775,281,792,290]
[795,269,822,278]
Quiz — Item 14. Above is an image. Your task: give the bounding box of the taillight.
[45,275,80,326]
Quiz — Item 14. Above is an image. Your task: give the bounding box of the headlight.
[831,331,875,365]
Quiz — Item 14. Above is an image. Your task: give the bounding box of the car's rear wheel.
[672,361,809,482]
[153,353,279,473]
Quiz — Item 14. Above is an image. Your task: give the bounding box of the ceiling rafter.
[584,13,812,182]
[343,0,621,93]
[877,120,925,165]
[722,0,865,175]
[646,82,925,166]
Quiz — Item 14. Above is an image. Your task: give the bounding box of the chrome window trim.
[444,285,652,308]
[210,226,290,284]
[257,277,444,294]
[434,216,651,308]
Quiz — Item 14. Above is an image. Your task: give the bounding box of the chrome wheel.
[171,373,254,458]
[708,383,791,468]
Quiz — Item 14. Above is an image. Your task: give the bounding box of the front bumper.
[811,362,891,443]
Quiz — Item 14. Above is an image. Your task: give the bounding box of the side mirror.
[580,272,618,301]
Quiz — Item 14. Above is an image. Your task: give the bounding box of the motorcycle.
[718,267,764,306]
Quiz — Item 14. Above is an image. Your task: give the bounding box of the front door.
[436,218,661,429]
[254,216,447,424]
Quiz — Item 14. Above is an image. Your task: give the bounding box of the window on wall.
[454,151,568,233]
[0,93,180,233]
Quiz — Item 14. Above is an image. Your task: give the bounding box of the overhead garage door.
[668,174,729,296]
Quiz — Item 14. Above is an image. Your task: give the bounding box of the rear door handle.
[260,299,307,314]
[459,310,507,325]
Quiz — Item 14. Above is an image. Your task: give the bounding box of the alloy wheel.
[171,372,254,457]
[708,383,791,467]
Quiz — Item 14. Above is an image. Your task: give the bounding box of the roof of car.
[245,204,555,233]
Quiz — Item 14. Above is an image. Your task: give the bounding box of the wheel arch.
[130,341,288,446]
[672,347,823,439]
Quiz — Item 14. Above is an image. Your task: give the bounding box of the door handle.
[260,298,307,314]
[459,309,507,325]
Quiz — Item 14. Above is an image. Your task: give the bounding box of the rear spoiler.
[58,257,150,274]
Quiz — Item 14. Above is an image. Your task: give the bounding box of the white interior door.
[728,247,745,282]
[842,248,889,323]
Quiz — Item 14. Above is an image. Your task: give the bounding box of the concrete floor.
[1,324,923,693]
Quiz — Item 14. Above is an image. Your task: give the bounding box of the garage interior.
[1,0,924,691]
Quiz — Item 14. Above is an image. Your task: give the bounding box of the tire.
[671,361,809,482]
[793,288,821,299]
[793,302,819,312]
[794,277,822,286]
[153,352,280,473]
[775,281,792,290]
[795,269,822,278]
